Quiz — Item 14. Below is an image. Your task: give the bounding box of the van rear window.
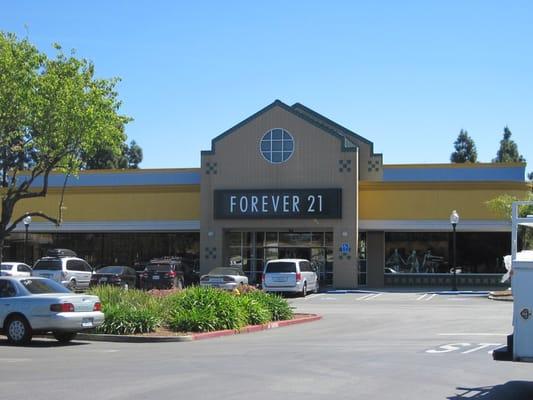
[33,260,62,271]
[265,262,297,273]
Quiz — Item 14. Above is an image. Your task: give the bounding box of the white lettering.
[308,195,315,212]
[262,196,268,212]
[317,195,323,212]
[239,197,248,213]
[230,196,237,213]
[426,343,471,354]
[292,196,300,212]
[251,196,259,213]
[283,195,290,212]
[272,196,280,212]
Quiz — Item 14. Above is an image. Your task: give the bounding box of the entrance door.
[278,247,311,260]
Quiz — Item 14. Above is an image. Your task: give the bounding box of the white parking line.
[416,294,428,301]
[438,333,508,336]
[304,293,323,300]
[425,294,436,301]
[356,293,382,301]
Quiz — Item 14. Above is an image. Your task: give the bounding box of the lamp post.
[450,210,459,291]
[23,215,32,265]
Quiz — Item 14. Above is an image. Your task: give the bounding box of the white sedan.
[1,262,33,277]
[200,267,248,291]
[0,276,105,345]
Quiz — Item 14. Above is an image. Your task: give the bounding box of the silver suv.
[32,249,93,291]
[262,259,319,297]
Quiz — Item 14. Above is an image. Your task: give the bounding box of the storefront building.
[5,100,530,287]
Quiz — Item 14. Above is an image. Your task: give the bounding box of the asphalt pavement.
[2,291,533,400]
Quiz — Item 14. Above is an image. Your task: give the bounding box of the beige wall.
[200,102,376,288]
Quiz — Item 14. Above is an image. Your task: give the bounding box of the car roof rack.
[46,248,77,258]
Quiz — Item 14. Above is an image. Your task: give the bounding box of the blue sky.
[3,1,532,173]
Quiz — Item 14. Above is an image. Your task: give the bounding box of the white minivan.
[262,259,319,297]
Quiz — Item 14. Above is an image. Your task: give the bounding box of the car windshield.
[1,264,13,271]
[209,267,242,276]
[265,262,297,273]
[147,264,172,272]
[33,260,62,271]
[97,266,124,274]
[19,278,71,294]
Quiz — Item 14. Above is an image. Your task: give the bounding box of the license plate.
[99,277,108,282]
[211,278,223,283]
[152,275,160,280]
[82,317,94,328]
[273,277,286,282]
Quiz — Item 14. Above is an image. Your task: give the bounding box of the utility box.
[510,202,533,361]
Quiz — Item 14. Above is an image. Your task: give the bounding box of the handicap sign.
[340,243,350,254]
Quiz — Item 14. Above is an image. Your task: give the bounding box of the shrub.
[244,291,294,321]
[235,295,271,325]
[165,286,246,332]
[88,286,162,334]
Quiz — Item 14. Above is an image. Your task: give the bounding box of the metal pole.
[24,224,29,264]
[452,223,457,291]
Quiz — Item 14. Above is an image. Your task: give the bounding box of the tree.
[450,129,478,163]
[0,32,130,263]
[528,172,533,181]
[83,140,143,169]
[492,126,525,163]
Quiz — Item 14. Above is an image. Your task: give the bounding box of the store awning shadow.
[448,382,533,400]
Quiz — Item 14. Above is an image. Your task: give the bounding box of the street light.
[23,215,32,265]
[450,210,459,291]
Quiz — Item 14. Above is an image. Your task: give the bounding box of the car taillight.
[110,275,120,282]
[223,276,235,282]
[167,271,176,278]
[200,275,209,282]
[93,302,102,311]
[295,272,302,282]
[142,272,148,278]
[50,303,75,312]
[261,274,265,283]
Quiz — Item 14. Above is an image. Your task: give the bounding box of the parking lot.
[2,291,533,400]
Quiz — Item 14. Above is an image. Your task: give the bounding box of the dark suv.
[141,257,198,290]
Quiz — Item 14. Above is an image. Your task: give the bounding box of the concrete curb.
[76,313,322,343]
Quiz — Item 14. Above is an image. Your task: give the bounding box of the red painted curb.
[191,314,321,341]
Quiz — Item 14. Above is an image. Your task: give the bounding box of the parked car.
[32,249,93,291]
[89,266,137,289]
[1,262,32,277]
[200,267,248,290]
[262,259,319,297]
[141,258,186,290]
[0,276,104,345]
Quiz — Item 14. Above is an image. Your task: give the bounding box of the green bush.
[87,285,294,335]
[243,291,294,321]
[236,295,271,325]
[88,286,162,334]
[165,286,246,332]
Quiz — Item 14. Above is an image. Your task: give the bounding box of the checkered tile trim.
[205,162,218,175]
[367,159,380,172]
[204,247,217,259]
[338,159,352,173]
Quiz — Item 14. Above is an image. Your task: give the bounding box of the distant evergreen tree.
[528,171,533,181]
[492,126,525,163]
[450,129,478,163]
[127,140,143,169]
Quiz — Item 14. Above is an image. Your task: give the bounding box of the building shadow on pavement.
[448,382,533,399]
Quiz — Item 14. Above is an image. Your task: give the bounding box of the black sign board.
[214,189,342,219]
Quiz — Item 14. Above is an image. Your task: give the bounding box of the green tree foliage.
[492,126,525,163]
[0,32,131,262]
[450,129,478,163]
[83,140,143,169]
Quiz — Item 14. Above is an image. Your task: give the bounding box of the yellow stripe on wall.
[13,185,201,222]
[359,181,530,220]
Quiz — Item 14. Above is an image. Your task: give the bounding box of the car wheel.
[6,315,32,345]
[176,278,184,290]
[53,332,77,343]
[67,279,77,291]
[301,283,308,297]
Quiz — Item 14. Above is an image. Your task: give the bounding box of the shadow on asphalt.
[449,381,533,399]
[0,337,89,348]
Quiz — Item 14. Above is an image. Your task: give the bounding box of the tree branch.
[6,211,60,234]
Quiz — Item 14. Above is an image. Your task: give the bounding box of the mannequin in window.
[407,250,420,273]
[386,249,405,272]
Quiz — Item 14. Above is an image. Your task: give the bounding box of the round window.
[260,128,294,164]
